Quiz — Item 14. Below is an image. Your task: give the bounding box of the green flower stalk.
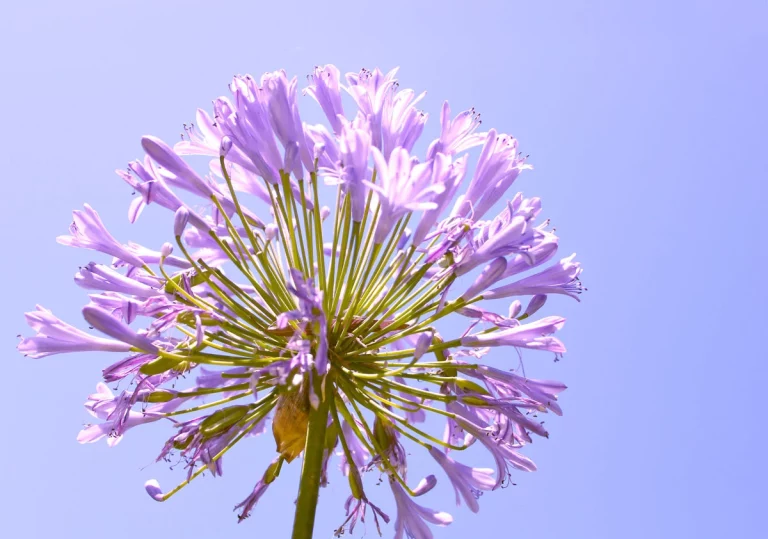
[17,65,583,539]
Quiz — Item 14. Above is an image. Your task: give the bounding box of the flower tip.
[413,474,437,496]
[265,223,278,241]
[160,242,174,258]
[144,479,165,502]
[220,136,233,157]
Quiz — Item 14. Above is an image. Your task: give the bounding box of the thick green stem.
[291,393,330,539]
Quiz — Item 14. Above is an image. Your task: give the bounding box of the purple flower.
[369,147,444,244]
[455,193,544,275]
[339,420,371,475]
[451,130,531,221]
[233,479,270,522]
[174,108,224,157]
[390,479,453,539]
[486,253,584,300]
[457,305,519,329]
[427,101,485,159]
[411,153,468,247]
[321,114,372,221]
[339,494,390,536]
[78,383,180,446]
[460,257,508,300]
[473,365,567,415]
[82,304,159,353]
[75,262,162,299]
[18,305,132,358]
[262,70,314,172]
[304,64,345,134]
[345,67,400,150]
[428,447,495,513]
[57,204,147,267]
[461,316,566,353]
[214,76,282,183]
[381,87,428,159]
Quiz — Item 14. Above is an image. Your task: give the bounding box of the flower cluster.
[18,65,583,538]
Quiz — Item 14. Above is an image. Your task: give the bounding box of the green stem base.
[291,393,330,539]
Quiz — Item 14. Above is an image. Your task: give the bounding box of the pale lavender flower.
[234,479,270,522]
[304,64,345,134]
[18,306,132,358]
[369,147,444,243]
[486,253,584,300]
[462,316,566,353]
[390,479,453,539]
[451,130,531,221]
[75,263,162,299]
[82,304,159,353]
[427,101,485,158]
[57,204,147,267]
[322,114,372,221]
[345,67,400,150]
[428,447,495,513]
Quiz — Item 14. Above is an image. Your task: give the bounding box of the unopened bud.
[414,330,433,360]
[219,136,233,157]
[320,206,331,221]
[397,227,412,250]
[173,206,190,237]
[412,475,437,496]
[461,257,507,300]
[313,142,325,162]
[265,223,278,241]
[160,242,174,259]
[372,415,397,452]
[519,294,547,320]
[199,405,249,438]
[508,300,522,319]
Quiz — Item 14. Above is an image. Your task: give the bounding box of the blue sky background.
[2,1,766,537]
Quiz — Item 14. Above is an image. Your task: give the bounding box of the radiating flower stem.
[291,391,331,539]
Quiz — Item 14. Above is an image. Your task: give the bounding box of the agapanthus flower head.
[18,64,584,539]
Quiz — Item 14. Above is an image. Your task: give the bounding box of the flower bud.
[200,405,249,438]
[519,294,547,320]
[508,300,522,319]
[219,136,233,157]
[412,474,437,496]
[173,206,190,237]
[414,330,433,360]
[265,223,278,241]
[397,227,412,250]
[313,142,325,162]
[144,479,164,502]
[461,257,507,300]
[320,206,331,221]
[160,242,173,258]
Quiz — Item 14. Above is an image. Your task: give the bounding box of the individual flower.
[18,64,584,539]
